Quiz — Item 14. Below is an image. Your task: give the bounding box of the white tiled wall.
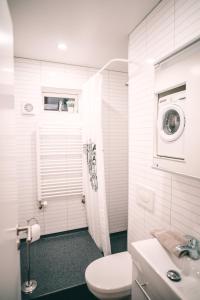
[15,58,128,235]
[128,0,200,248]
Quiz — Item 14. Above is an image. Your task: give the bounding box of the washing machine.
[157,89,186,160]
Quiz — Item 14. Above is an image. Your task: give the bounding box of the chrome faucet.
[176,235,200,260]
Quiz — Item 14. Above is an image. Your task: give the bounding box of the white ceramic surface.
[131,238,200,300]
[85,251,132,299]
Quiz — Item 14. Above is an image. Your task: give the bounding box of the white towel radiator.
[36,125,83,207]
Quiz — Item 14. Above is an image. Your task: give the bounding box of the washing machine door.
[158,104,185,142]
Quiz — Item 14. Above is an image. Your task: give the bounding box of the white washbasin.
[131,238,200,300]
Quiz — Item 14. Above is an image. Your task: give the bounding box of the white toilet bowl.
[85,251,132,300]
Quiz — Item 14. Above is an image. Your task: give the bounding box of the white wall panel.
[175,0,200,48]
[128,0,200,249]
[146,0,174,60]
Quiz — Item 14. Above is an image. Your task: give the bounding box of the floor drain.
[167,270,181,282]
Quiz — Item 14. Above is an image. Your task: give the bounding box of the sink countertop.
[131,238,200,300]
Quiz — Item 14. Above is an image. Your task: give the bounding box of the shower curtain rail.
[93,58,128,78]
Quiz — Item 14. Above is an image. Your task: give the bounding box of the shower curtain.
[81,74,111,256]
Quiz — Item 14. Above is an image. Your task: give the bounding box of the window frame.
[42,90,79,113]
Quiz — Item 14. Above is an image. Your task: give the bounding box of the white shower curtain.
[81,74,111,256]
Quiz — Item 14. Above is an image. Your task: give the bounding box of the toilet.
[85,251,132,300]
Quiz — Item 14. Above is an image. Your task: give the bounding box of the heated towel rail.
[36,125,83,206]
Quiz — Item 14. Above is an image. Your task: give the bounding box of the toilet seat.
[85,251,132,297]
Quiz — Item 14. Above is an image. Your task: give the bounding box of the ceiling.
[8,0,159,72]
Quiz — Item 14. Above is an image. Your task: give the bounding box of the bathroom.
[1,0,200,299]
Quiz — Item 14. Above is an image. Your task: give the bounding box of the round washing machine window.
[158,104,185,142]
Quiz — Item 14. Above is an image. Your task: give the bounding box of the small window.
[43,92,78,113]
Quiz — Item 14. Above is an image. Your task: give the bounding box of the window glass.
[44,97,59,111]
[44,96,76,112]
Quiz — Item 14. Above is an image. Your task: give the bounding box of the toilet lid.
[85,251,132,294]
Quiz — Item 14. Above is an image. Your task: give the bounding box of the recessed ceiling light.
[145,58,156,65]
[0,32,12,45]
[57,43,67,51]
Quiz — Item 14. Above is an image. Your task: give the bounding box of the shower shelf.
[36,125,83,203]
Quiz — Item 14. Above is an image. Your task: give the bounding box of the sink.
[131,238,200,300]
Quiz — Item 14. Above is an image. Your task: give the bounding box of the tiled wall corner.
[128,0,200,249]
